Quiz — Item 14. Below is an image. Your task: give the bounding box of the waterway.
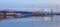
[0,15,60,27]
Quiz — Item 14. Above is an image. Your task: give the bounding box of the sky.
[0,0,60,11]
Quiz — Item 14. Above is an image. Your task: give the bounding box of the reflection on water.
[0,15,60,27]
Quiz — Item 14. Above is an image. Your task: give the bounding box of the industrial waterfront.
[0,9,60,27]
[0,9,60,20]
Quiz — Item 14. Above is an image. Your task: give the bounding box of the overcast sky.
[0,0,60,11]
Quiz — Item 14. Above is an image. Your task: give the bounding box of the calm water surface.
[0,15,60,27]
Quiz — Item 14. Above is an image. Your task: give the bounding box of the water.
[0,15,60,27]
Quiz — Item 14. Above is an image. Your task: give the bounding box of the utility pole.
[51,9,53,15]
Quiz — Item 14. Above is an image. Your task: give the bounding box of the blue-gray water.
[0,15,60,27]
